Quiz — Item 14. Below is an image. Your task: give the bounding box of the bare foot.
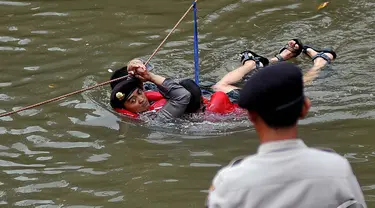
[244,59,261,67]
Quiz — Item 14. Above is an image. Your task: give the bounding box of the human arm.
[346,166,367,208]
[155,78,191,120]
[127,59,191,120]
[206,167,242,208]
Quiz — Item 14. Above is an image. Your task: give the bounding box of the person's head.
[110,77,150,113]
[238,62,311,130]
[179,79,203,113]
[109,58,154,89]
[110,66,129,89]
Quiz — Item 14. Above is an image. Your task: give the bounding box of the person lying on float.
[109,39,336,119]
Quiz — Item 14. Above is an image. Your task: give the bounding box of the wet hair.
[110,67,128,89]
[179,79,202,113]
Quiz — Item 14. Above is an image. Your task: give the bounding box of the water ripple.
[23,66,40,71]
[0,144,8,150]
[47,47,67,52]
[0,112,11,121]
[14,180,69,193]
[18,38,31,45]
[67,131,90,139]
[14,200,54,207]
[163,179,178,182]
[12,143,50,155]
[189,163,221,167]
[69,38,82,41]
[190,151,214,157]
[0,152,21,158]
[36,156,53,161]
[31,30,50,34]
[108,196,124,202]
[86,154,111,162]
[8,26,18,31]
[0,1,30,6]
[93,191,120,197]
[159,163,173,167]
[77,168,107,175]
[0,36,19,42]
[344,153,368,163]
[0,94,10,101]
[14,176,38,181]
[0,159,45,167]
[4,169,40,175]
[32,12,69,16]
[7,126,47,135]
[0,82,12,87]
[44,166,82,171]
[36,142,103,149]
[26,135,50,144]
[0,46,26,51]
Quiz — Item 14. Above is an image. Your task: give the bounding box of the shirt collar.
[257,139,307,155]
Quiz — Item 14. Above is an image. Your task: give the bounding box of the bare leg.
[212,39,302,93]
[303,48,335,85]
[212,60,257,93]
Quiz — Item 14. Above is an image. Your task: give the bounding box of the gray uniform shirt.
[153,78,191,120]
[206,139,367,208]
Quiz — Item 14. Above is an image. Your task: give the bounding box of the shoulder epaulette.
[228,155,246,167]
[314,147,336,153]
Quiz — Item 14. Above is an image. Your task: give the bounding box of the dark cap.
[109,59,154,89]
[110,77,143,109]
[238,62,304,113]
[179,79,202,113]
[110,67,128,89]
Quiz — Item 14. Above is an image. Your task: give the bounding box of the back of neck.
[257,125,298,144]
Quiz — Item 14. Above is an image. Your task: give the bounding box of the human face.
[124,88,150,113]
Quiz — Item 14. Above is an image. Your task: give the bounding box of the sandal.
[303,45,337,64]
[239,50,269,69]
[275,39,303,62]
[239,50,269,82]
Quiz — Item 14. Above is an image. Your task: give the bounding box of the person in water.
[212,39,337,97]
[110,39,336,119]
[109,59,195,121]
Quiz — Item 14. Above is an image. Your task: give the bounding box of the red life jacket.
[114,91,167,118]
[205,91,245,115]
[114,90,244,119]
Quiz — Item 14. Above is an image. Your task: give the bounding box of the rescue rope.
[0,0,199,118]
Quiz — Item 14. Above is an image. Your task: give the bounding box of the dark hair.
[110,67,128,89]
[257,98,303,128]
[179,79,202,113]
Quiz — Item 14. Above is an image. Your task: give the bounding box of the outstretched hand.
[127,59,151,82]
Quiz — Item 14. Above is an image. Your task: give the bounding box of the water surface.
[1,0,375,207]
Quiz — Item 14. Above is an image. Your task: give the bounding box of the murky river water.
[1,0,375,207]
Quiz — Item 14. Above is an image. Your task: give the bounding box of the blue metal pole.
[193,2,200,85]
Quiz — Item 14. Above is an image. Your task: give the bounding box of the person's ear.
[299,97,311,119]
